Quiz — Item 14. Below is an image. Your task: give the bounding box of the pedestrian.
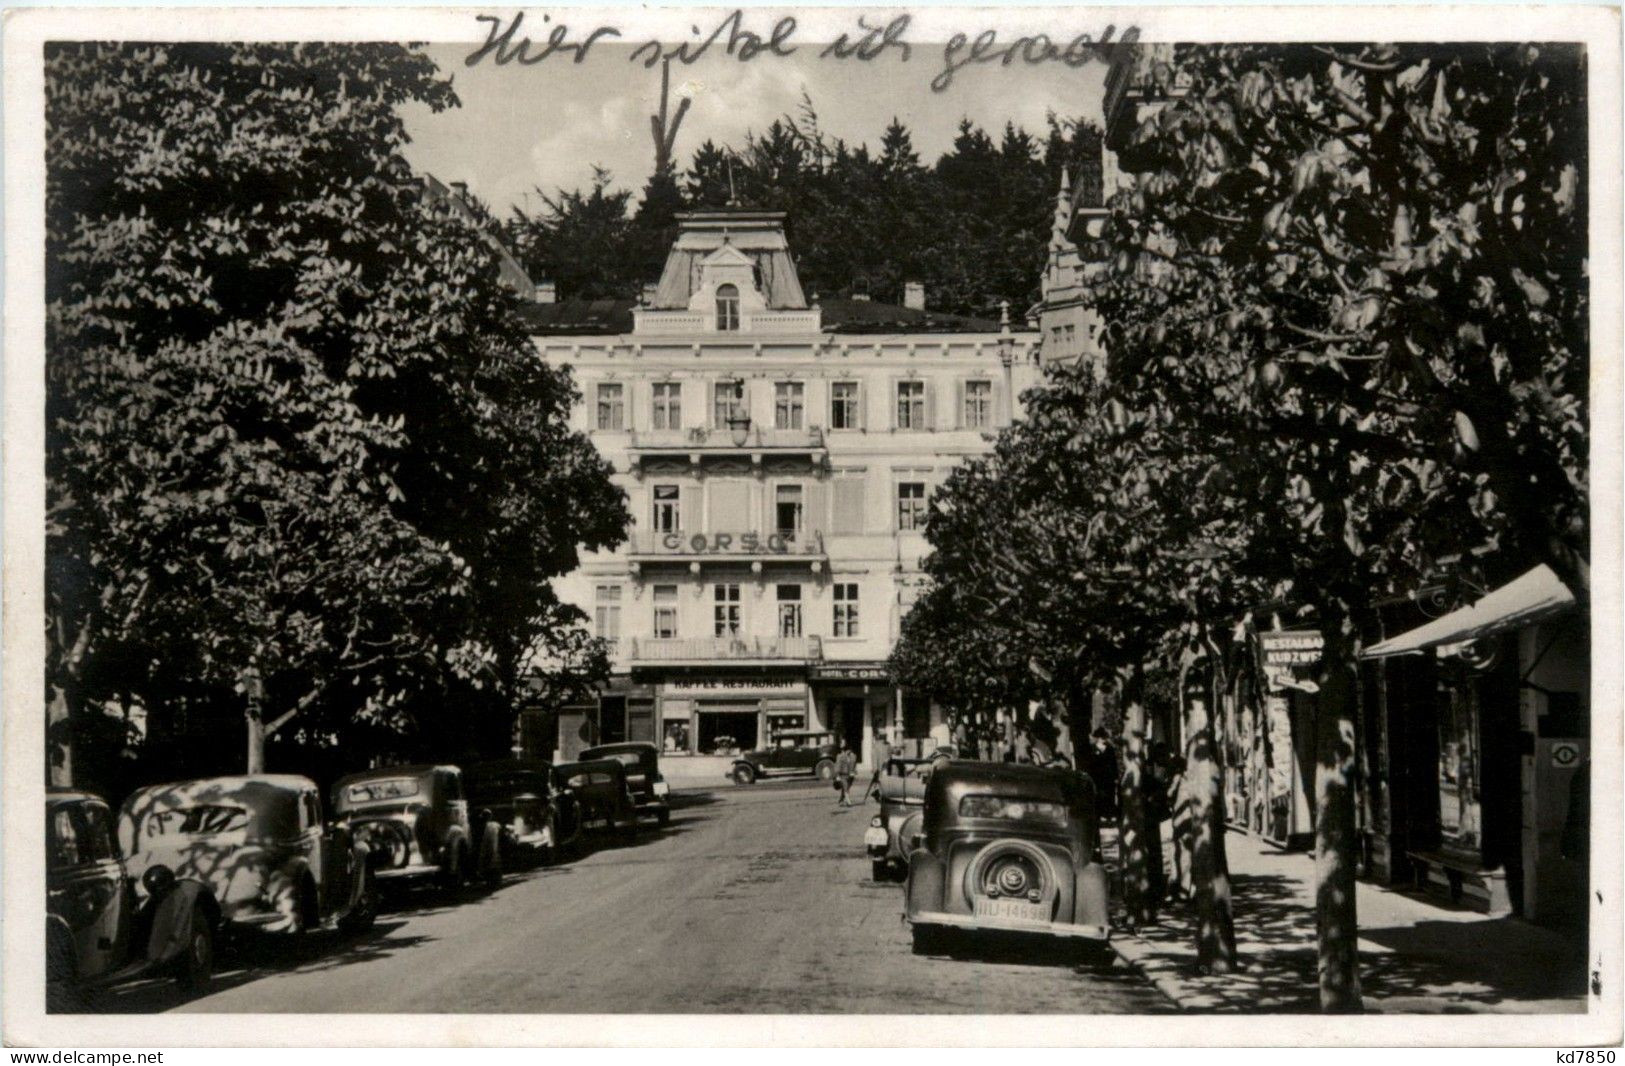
[1088,729,1119,819]
[867,731,892,803]
[834,741,859,807]
[1145,741,1174,903]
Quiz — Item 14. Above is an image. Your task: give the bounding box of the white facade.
[531,209,1040,764]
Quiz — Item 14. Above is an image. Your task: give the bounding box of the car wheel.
[339,872,377,935]
[46,924,79,1010]
[440,843,467,892]
[815,759,836,782]
[732,764,756,785]
[657,808,671,828]
[175,904,215,991]
[911,925,945,956]
[871,858,890,883]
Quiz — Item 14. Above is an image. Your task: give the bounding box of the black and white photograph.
[2,3,1620,1048]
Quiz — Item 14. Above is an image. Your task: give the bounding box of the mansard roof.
[648,208,808,310]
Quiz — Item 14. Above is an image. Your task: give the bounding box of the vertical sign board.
[1256,630,1324,845]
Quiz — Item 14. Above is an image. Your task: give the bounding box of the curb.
[1109,929,1274,1013]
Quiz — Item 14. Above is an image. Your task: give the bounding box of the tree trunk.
[1185,683,1237,973]
[1314,614,1363,1013]
[245,709,266,774]
[1118,664,1155,928]
[47,682,75,787]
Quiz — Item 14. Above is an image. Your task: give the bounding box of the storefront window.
[1438,681,1482,853]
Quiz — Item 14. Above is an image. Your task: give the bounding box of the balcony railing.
[627,529,827,558]
[631,308,824,335]
[630,635,823,662]
[627,425,826,452]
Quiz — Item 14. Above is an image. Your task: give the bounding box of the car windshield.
[469,773,544,795]
[593,752,644,769]
[566,771,615,789]
[957,794,1070,825]
[344,778,420,803]
[144,804,250,836]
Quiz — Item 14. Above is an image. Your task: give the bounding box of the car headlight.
[870,816,883,828]
[141,864,176,898]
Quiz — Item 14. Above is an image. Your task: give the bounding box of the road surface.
[105,780,1168,1014]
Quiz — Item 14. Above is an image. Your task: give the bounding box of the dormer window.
[716,283,740,331]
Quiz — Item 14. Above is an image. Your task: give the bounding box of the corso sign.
[660,531,792,554]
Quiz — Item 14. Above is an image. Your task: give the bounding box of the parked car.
[903,761,1108,955]
[729,730,838,785]
[580,742,671,826]
[47,789,218,1006]
[333,764,500,889]
[864,757,937,882]
[118,775,375,939]
[552,758,640,840]
[465,759,578,867]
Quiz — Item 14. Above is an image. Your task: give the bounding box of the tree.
[1089,41,1588,1011]
[46,42,627,782]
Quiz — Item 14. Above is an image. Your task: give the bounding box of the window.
[964,380,993,429]
[896,380,925,430]
[775,484,804,538]
[897,481,927,531]
[596,383,625,430]
[716,283,740,331]
[714,379,745,428]
[713,584,742,636]
[594,584,622,644]
[652,585,678,639]
[652,382,682,430]
[777,584,802,637]
[652,484,681,534]
[831,381,860,430]
[774,381,804,429]
[833,582,859,637]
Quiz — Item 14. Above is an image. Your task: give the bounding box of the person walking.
[867,731,893,803]
[835,742,859,807]
[1088,729,1120,819]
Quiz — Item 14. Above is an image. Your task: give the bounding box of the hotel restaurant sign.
[1259,630,1323,694]
[658,531,798,554]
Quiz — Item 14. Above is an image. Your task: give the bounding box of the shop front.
[809,662,894,767]
[1221,628,1318,849]
[655,675,815,756]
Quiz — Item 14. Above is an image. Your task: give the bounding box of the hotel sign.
[811,663,890,681]
[660,531,794,554]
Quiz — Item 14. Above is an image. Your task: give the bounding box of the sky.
[400,38,1108,216]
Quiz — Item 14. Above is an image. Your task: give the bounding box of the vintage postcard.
[2,3,1620,1048]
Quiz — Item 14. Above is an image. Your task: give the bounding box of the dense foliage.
[46,42,627,788]
[507,109,1104,319]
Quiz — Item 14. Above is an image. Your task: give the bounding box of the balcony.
[627,529,828,571]
[629,634,823,664]
[631,308,823,336]
[626,425,828,470]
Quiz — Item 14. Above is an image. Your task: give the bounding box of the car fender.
[904,848,943,921]
[893,810,925,860]
[1073,859,1110,930]
[476,821,503,873]
[144,881,213,965]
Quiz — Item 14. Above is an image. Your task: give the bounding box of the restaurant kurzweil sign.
[1259,630,1323,694]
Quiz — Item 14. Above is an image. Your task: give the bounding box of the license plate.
[863,828,889,847]
[974,897,1048,923]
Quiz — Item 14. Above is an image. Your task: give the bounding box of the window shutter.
[805,480,828,539]
[993,379,1008,428]
[953,379,965,430]
[857,381,867,431]
[924,380,937,431]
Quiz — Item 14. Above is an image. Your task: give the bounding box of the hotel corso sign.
[1259,631,1323,694]
[660,531,797,554]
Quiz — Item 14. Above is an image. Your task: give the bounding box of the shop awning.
[1361,565,1577,660]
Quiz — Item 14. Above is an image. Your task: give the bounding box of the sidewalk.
[1108,826,1590,1013]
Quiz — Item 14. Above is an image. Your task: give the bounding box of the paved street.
[104,781,1166,1014]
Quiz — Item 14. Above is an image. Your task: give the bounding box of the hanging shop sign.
[659,531,794,554]
[810,663,890,681]
[1259,630,1323,693]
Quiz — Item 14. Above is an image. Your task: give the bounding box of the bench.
[1406,848,1513,915]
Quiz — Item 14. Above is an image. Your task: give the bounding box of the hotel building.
[525,207,1040,765]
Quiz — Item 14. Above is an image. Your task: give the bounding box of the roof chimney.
[450,180,469,201]
[537,280,557,305]
[903,281,925,311]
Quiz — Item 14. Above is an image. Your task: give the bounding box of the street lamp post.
[997,300,1015,426]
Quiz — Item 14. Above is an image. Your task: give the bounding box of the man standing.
[835,741,859,807]
[1088,729,1120,819]
[867,731,893,802]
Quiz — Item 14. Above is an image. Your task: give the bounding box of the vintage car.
[580,742,671,826]
[729,730,839,785]
[47,789,218,1006]
[904,762,1109,954]
[118,775,375,938]
[465,759,580,867]
[552,758,640,839]
[864,757,938,882]
[333,764,502,889]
